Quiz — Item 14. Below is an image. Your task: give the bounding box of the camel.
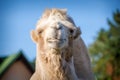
[30,8,94,80]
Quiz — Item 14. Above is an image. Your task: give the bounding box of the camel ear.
[30,30,38,43]
[73,27,81,39]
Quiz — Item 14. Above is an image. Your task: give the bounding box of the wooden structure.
[0,51,34,80]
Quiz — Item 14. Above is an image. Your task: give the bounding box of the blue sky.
[0,0,120,61]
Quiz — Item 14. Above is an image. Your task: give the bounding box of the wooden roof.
[0,51,34,77]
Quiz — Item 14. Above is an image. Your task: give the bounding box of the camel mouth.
[47,38,66,43]
[46,38,67,49]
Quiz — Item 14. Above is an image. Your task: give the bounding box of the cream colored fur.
[30,8,94,80]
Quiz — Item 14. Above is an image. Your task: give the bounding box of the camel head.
[31,9,81,52]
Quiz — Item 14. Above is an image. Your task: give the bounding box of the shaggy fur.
[30,8,94,80]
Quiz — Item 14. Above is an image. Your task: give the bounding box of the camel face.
[31,9,81,50]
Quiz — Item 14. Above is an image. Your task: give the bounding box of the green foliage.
[89,10,120,80]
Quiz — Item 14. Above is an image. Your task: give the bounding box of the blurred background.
[0,0,120,80]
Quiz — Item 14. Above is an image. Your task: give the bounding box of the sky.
[0,0,120,61]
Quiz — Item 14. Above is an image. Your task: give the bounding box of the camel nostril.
[51,26,62,30]
[56,25,62,30]
[58,26,62,30]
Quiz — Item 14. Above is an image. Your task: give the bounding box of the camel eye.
[38,30,43,34]
[69,29,74,34]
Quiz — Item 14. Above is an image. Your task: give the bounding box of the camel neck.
[36,49,79,80]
